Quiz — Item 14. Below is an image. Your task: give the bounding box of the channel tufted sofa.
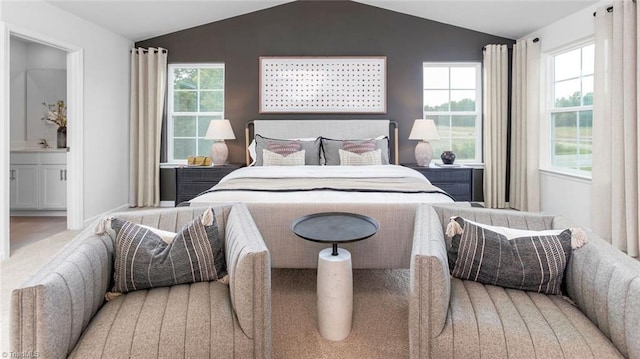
[409,204,640,359]
[11,204,271,359]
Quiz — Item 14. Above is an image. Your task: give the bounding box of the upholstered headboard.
[245,119,399,165]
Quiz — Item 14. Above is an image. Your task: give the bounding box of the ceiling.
[43,0,600,42]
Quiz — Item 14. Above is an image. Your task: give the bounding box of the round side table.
[291,212,379,341]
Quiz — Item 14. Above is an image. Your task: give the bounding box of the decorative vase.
[57,127,67,148]
[441,150,456,164]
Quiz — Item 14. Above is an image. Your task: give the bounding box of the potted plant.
[42,100,67,148]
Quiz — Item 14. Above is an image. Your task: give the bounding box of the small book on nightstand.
[434,163,461,167]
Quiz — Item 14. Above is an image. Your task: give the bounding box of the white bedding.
[189,165,455,204]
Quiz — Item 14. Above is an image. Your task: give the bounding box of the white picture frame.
[259,56,387,113]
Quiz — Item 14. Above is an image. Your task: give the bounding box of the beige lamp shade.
[408,119,440,141]
[205,119,235,166]
[205,119,236,140]
[408,119,440,166]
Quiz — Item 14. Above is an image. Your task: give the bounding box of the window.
[549,43,594,173]
[168,64,224,163]
[423,63,482,163]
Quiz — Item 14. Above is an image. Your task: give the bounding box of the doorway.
[0,23,84,261]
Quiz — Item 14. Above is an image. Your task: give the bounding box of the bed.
[187,119,459,268]
[189,119,454,205]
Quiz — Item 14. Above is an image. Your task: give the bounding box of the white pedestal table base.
[316,247,353,341]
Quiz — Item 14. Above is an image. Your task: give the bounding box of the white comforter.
[189,165,454,204]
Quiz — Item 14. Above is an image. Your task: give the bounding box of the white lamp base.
[210,141,228,166]
[414,141,433,167]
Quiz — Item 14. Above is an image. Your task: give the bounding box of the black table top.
[291,212,379,244]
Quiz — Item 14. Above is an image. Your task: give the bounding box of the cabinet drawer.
[179,182,217,196]
[175,165,241,205]
[176,168,232,183]
[434,182,472,201]
[422,169,471,182]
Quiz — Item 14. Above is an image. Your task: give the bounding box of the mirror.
[26,69,66,142]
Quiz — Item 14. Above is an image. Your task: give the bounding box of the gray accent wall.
[137,0,514,203]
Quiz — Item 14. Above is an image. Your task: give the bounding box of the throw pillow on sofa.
[97,208,227,297]
[445,216,587,295]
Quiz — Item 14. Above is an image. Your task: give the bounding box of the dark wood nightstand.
[402,163,473,201]
[175,164,242,206]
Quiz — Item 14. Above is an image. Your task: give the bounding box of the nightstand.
[175,164,242,206]
[402,163,473,201]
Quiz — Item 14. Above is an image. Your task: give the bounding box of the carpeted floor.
[0,230,411,358]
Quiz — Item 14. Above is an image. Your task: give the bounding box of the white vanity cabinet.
[10,151,67,210]
[9,164,39,209]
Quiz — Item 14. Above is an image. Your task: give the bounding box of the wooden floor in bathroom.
[9,216,67,255]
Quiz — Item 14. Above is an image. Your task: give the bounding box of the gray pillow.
[447,216,572,295]
[321,137,390,165]
[109,210,226,294]
[254,134,321,166]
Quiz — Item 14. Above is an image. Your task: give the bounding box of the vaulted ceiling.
[43,0,600,42]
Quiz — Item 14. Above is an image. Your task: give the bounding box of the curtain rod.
[594,0,637,17]
[593,6,613,17]
[482,38,539,51]
[130,48,167,53]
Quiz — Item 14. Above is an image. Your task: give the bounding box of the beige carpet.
[0,231,411,358]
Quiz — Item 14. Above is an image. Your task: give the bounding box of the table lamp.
[408,119,440,166]
[205,119,236,165]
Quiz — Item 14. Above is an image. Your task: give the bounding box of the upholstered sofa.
[11,204,271,358]
[410,204,640,359]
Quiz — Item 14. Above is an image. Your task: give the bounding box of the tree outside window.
[168,64,224,163]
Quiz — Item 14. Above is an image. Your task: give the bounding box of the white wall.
[523,0,608,229]
[1,0,133,223]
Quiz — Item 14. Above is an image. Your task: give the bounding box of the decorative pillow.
[445,216,587,295]
[106,208,227,295]
[263,149,306,166]
[343,139,376,154]
[266,140,302,156]
[321,136,390,165]
[338,148,382,166]
[254,134,321,166]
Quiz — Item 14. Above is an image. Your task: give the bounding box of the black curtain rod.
[593,6,614,17]
[594,0,637,17]
[130,48,167,53]
[482,38,539,51]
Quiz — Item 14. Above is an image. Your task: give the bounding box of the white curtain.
[592,1,639,257]
[129,47,168,207]
[509,39,541,211]
[483,44,509,209]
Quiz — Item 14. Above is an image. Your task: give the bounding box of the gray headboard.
[245,119,399,165]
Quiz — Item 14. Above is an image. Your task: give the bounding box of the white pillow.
[338,149,382,166]
[262,149,306,166]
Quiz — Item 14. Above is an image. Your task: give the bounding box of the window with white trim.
[549,43,593,173]
[423,63,482,163]
[168,63,224,163]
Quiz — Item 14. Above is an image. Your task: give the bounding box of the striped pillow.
[338,148,382,166]
[446,216,581,295]
[108,208,226,294]
[263,149,306,166]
